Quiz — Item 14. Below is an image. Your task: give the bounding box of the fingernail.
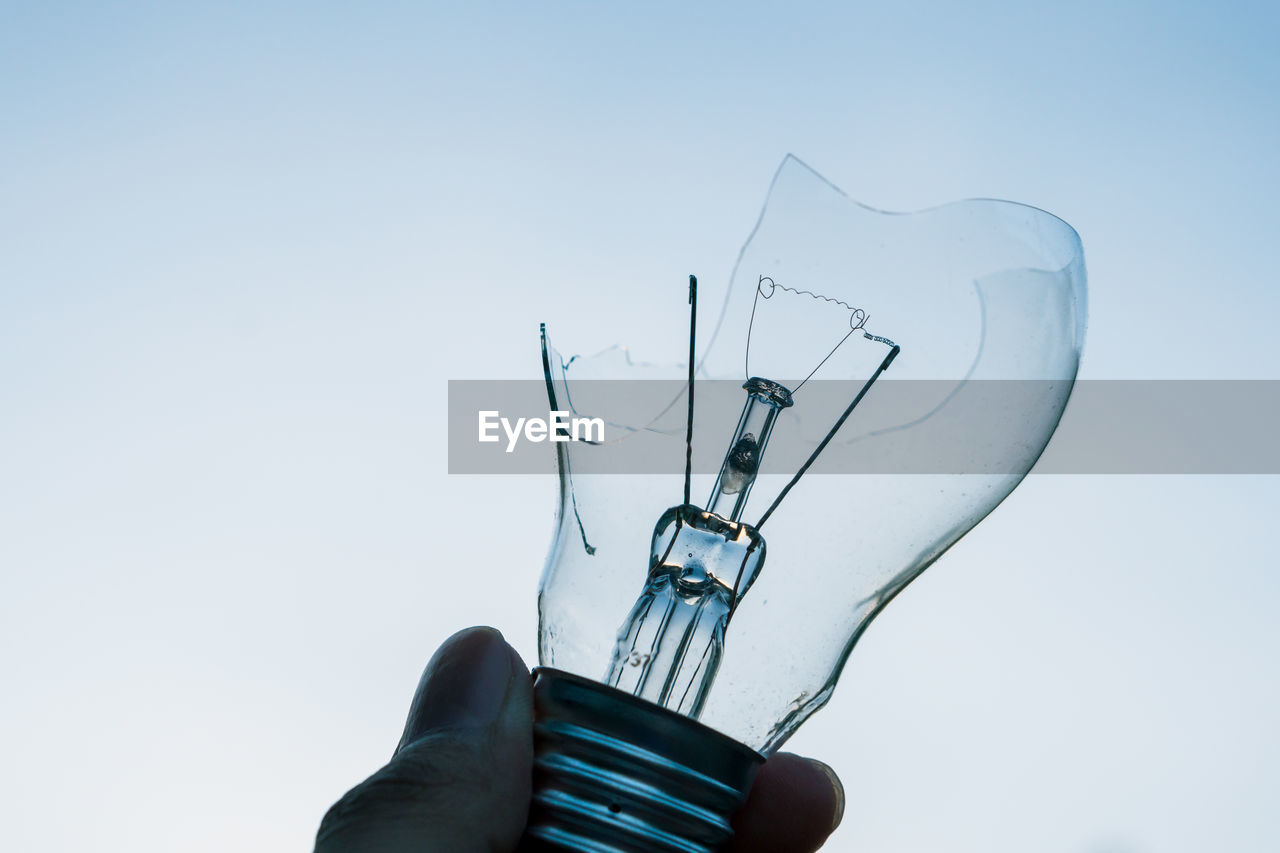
[397,626,516,750]
[813,760,845,833]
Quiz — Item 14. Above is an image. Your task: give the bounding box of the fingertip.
[397,626,531,753]
[808,758,845,833]
[462,625,532,679]
[727,752,845,853]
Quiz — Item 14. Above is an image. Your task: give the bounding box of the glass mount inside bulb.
[602,279,900,721]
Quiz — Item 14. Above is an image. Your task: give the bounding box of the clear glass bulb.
[535,155,1086,756]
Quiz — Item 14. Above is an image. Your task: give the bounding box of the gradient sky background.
[3,2,1278,851]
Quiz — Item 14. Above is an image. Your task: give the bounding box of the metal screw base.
[520,668,764,853]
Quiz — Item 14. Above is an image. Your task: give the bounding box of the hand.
[316,627,845,852]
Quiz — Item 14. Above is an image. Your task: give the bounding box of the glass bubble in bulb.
[522,155,1086,851]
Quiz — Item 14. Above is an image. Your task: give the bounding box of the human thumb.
[316,627,534,853]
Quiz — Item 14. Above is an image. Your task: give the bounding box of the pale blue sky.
[2,3,1278,851]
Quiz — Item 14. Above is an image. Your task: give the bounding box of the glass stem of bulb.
[605,380,789,718]
[705,378,794,522]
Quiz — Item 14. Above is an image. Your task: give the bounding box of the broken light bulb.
[521,156,1086,852]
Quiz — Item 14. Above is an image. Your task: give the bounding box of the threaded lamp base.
[520,668,764,853]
